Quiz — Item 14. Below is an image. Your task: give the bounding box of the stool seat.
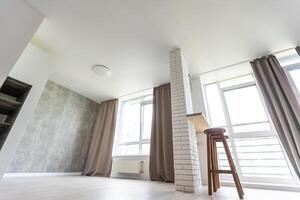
[204,128,226,135]
[205,128,244,199]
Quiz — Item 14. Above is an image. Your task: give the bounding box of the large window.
[203,74,298,185]
[114,95,153,156]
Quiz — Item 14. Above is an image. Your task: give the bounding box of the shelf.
[186,112,210,133]
[0,122,10,133]
[0,77,31,98]
[0,122,11,127]
[0,132,8,150]
[0,76,31,150]
[0,94,22,114]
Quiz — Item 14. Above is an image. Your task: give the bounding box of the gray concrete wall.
[7,80,99,173]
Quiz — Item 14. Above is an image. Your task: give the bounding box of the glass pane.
[141,143,150,154]
[142,104,152,139]
[234,137,293,179]
[205,83,226,126]
[224,85,268,125]
[119,100,141,143]
[115,144,139,155]
[220,74,254,88]
[233,122,271,133]
[289,68,300,93]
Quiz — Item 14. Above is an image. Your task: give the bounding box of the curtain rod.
[118,46,297,98]
[118,87,154,99]
[190,46,296,79]
[117,80,171,99]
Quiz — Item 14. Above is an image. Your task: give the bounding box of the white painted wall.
[0,0,44,87]
[190,78,206,116]
[190,77,209,185]
[196,134,208,185]
[0,43,52,180]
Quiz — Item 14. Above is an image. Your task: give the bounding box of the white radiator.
[112,159,144,174]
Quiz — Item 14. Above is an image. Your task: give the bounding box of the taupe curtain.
[296,46,300,56]
[250,55,300,178]
[149,83,174,182]
[83,99,118,177]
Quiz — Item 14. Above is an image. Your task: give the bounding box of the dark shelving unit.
[0,77,31,150]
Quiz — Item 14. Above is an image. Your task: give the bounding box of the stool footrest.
[210,170,232,174]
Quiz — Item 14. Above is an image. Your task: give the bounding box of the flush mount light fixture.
[91,64,112,77]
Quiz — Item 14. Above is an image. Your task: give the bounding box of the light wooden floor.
[0,176,300,200]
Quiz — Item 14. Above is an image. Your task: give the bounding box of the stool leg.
[232,160,244,196]
[213,140,220,189]
[207,134,212,195]
[211,140,217,192]
[223,138,244,195]
[222,136,244,199]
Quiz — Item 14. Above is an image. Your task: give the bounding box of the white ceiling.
[27,0,300,102]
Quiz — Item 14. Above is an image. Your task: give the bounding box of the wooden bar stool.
[204,128,244,199]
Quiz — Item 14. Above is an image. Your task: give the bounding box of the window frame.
[113,95,153,157]
[283,63,300,102]
[202,74,299,185]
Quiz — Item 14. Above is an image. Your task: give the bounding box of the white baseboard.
[4,172,82,178]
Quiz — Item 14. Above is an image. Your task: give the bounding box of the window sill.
[113,154,149,159]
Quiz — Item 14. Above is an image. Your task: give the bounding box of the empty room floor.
[0,176,300,200]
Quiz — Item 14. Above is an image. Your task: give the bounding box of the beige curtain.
[251,55,300,178]
[149,83,174,182]
[83,99,118,177]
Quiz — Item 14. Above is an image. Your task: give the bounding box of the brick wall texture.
[169,48,202,193]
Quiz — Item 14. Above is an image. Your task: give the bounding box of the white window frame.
[113,94,153,157]
[283,63,300,102]
[203,74,299,185]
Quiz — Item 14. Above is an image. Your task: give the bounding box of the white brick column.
[169,48,202,193]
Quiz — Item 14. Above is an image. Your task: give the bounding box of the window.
[277,50,300,100]
[203,74,298,185]
[289,67,300,92]
[283,64,300,100]
[114,95,153,156]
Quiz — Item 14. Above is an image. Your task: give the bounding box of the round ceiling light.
[92,65,112,77]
